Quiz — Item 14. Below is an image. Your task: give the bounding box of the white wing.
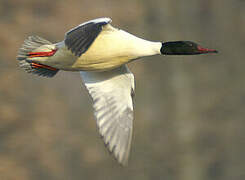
[80,65,135,165]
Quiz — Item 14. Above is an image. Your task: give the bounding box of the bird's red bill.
[197,45,218,53]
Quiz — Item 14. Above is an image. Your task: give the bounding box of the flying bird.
[17,17,218,166]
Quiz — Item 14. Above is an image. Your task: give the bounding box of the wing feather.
[65,18,111,56]
[80,65,135,165]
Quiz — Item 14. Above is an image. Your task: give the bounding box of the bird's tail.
[17,35,59,78]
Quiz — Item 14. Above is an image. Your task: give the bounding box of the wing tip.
[99,129,130,166]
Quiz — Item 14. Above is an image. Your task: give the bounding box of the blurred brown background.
[0,0,245,179]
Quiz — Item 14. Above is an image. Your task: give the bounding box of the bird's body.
[69,25,161,71]
[17,17,217,165]
[27,19,161,71]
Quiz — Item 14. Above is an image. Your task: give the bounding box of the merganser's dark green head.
[161,41,218,55]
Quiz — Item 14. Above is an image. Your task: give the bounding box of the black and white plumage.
[17,17,218,166]
[65,18,112,57]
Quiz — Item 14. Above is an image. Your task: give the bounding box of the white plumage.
[81,65,134,165]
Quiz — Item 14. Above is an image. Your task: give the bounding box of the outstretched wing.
[65,17,112,56]
[80,65,135,166]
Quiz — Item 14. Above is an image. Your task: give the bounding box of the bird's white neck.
[118,29,162,58]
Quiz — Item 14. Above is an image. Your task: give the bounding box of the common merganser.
[17,17,218,166]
